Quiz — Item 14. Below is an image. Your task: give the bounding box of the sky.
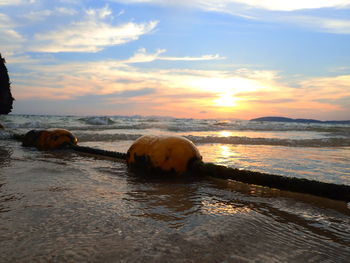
[1,0,350,120]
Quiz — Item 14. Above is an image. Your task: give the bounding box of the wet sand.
[1,140,350,262]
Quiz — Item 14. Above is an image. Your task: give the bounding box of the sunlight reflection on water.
[1,140,350,262]
[198,144,350,185]
[201,199,251,215]
[78,140,350,186]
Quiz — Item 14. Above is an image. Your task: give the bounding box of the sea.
[0,114,349,262]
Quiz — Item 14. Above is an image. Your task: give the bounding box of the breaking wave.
[1,115,349,135]
[1,115,349,147]
[79,117,116,125]
[186,135,350,147]
[5,121,50,129]
[76,133,142,142]
[0,130,12,140]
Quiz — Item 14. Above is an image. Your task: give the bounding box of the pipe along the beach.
[12,129,350,202]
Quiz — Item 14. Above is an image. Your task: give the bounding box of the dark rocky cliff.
[0,53,14,114]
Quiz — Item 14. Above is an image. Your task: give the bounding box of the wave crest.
[79,117,116,125]
[74,133,350,147]
[186,135,350,147]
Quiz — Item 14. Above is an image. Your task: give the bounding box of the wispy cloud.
[10,50,350,119]
[294,16,350,34]
[0,5,158,54]
[109,0,350,12]
[298,75,350,100]
[0,13,25,54]
[0,13,15,28]
[22,7,77,22]
[124,48,225,63]
[113,88,156,98]
[86,5,112,19]
[2,1,349,119]
[222,0,350,11]
[110,0,350,34]
[29,6,159,53]
[0,0,36,6]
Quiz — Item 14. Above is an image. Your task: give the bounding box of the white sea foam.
[70,132,350,147]
[0,130,12,139]
[79,116,116,125]
[186,135,350,147]
[1,114,349,148]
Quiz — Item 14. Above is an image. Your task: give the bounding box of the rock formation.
[0,53,14,114]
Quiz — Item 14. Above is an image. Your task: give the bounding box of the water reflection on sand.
[0,146,12,168]
[1,141,350,262]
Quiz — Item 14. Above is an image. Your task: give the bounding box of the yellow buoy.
[126,135,202,175]
[22,129,78,150]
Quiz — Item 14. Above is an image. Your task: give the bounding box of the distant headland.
[250,116,350,125]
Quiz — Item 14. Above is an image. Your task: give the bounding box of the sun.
[214,94,236,107]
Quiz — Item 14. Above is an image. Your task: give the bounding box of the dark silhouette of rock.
[0,53,14,114]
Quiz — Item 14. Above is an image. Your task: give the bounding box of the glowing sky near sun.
[1,0,350,120]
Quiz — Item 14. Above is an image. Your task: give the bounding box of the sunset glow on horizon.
[1,0,350,120]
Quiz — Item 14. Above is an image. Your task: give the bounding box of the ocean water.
[0,114,349,262]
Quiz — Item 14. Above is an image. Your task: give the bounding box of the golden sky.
[2,1,350,120]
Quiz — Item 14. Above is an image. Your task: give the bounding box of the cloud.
[125,48,166,63]
[114,88,156,97]
[86,5,112,19]
[109,0,350,12]
[29,7,158,52]
[125,48,225,63]
[8,46,350,118]
[298,75,350,100]
[22,7,77,22]
[110,0,350,34]
[1,5,157,54]
[0,0,36,6]
[0,13,26,53]
[296,16,350,34]
[0,13,14,28]
[221,0,350,11]
[10,54,227,105]
[160,54,224,61]
[232,73,350,118]
[58,0,80,4]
